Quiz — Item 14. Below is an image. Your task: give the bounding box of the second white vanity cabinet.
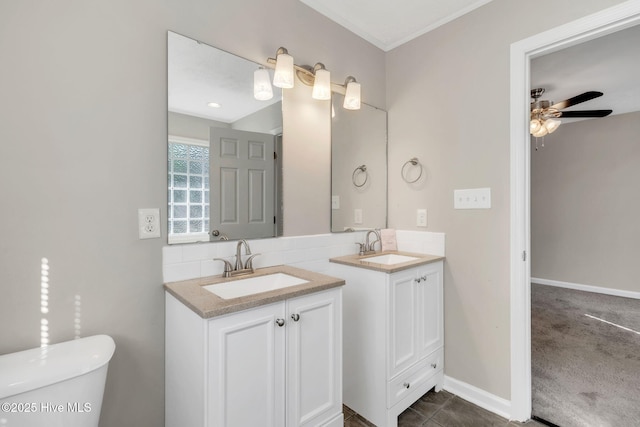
[165,266,344,427]
[331,254,444,427]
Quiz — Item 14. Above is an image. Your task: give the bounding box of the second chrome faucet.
[356,229,381,256]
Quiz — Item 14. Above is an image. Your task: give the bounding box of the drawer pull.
[431,363,437,369]
[276,318,285,327]
[403,382,410,389]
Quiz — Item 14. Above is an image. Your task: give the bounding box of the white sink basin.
[203,273,309,299]
[360,254,419,265]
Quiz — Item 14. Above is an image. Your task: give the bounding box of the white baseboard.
[443,375,511,420]
[532,277,640,300]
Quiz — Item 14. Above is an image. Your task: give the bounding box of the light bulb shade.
[273,52,294,89]
[544,118,561,134]
[343,81,361,110]
[529,119,542,134]
[532,125,548,138]
[312,68,331,100]
[253,68,273,101]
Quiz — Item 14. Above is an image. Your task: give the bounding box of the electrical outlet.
[138,208,161,239]
[332,195,340,210]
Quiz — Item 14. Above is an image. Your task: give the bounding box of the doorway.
[509,1,640,422]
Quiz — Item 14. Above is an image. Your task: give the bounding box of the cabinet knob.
[403,382,410,389]
[291,313,300,322]
[275,318,285,327]
[415,277,422,283]
[431,363,437,369]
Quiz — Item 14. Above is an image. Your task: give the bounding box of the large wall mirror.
[167,31,283,244]
[167,31,387,244]
[331,94,387,232]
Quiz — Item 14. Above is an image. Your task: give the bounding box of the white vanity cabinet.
[331,258,443,427]
[165,287,343,427]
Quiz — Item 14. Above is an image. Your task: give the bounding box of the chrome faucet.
[365,229,381,252]
[213,240,260,278]
[235,240,251,271]
[356,229,381,255]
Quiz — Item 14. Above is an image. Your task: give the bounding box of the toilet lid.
[0,335,115,399]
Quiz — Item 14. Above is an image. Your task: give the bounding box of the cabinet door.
[286,288,342,427]
[417,262,443,358]
[387,270,419,378]
[208,302,286,427]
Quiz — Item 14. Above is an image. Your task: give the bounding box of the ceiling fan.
[530,88,612,137]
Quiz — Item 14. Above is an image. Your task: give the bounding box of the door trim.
[509,1,640,421]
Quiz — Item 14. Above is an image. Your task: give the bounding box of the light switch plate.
[454,188,491,209]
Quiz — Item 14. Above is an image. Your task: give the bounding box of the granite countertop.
[329,251,444,273]
[164,265,344,319]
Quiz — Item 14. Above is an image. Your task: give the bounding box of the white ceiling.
[168,31,281,123]
[299,0,495,51]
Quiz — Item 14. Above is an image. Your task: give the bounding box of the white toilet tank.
[0,334,115,427]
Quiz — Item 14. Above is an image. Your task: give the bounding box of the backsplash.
[162,230,445,283]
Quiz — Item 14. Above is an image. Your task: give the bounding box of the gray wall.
[0,1,384,425]
[169,111,229,140]
[531,111,640,292]
[0,0,631,422]
[385,0,627,399]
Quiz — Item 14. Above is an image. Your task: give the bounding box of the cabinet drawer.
[387,348,442,408]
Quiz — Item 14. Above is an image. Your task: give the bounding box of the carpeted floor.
[531,283,640,427]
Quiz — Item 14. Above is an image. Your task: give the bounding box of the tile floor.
[344,388,546,427]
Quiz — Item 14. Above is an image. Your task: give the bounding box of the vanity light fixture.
[311,63,331,100]
[253,67,273,101]
[266,46,361,110]
[343,76,361,110]
[272,47,294,89]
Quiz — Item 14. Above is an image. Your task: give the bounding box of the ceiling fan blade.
[551,91,603,110]
[559,109,612,118]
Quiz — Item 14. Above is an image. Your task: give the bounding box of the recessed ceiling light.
[207,102,221,108]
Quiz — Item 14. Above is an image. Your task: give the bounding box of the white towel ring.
[401,158,423,183]
[352,165,368,187]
